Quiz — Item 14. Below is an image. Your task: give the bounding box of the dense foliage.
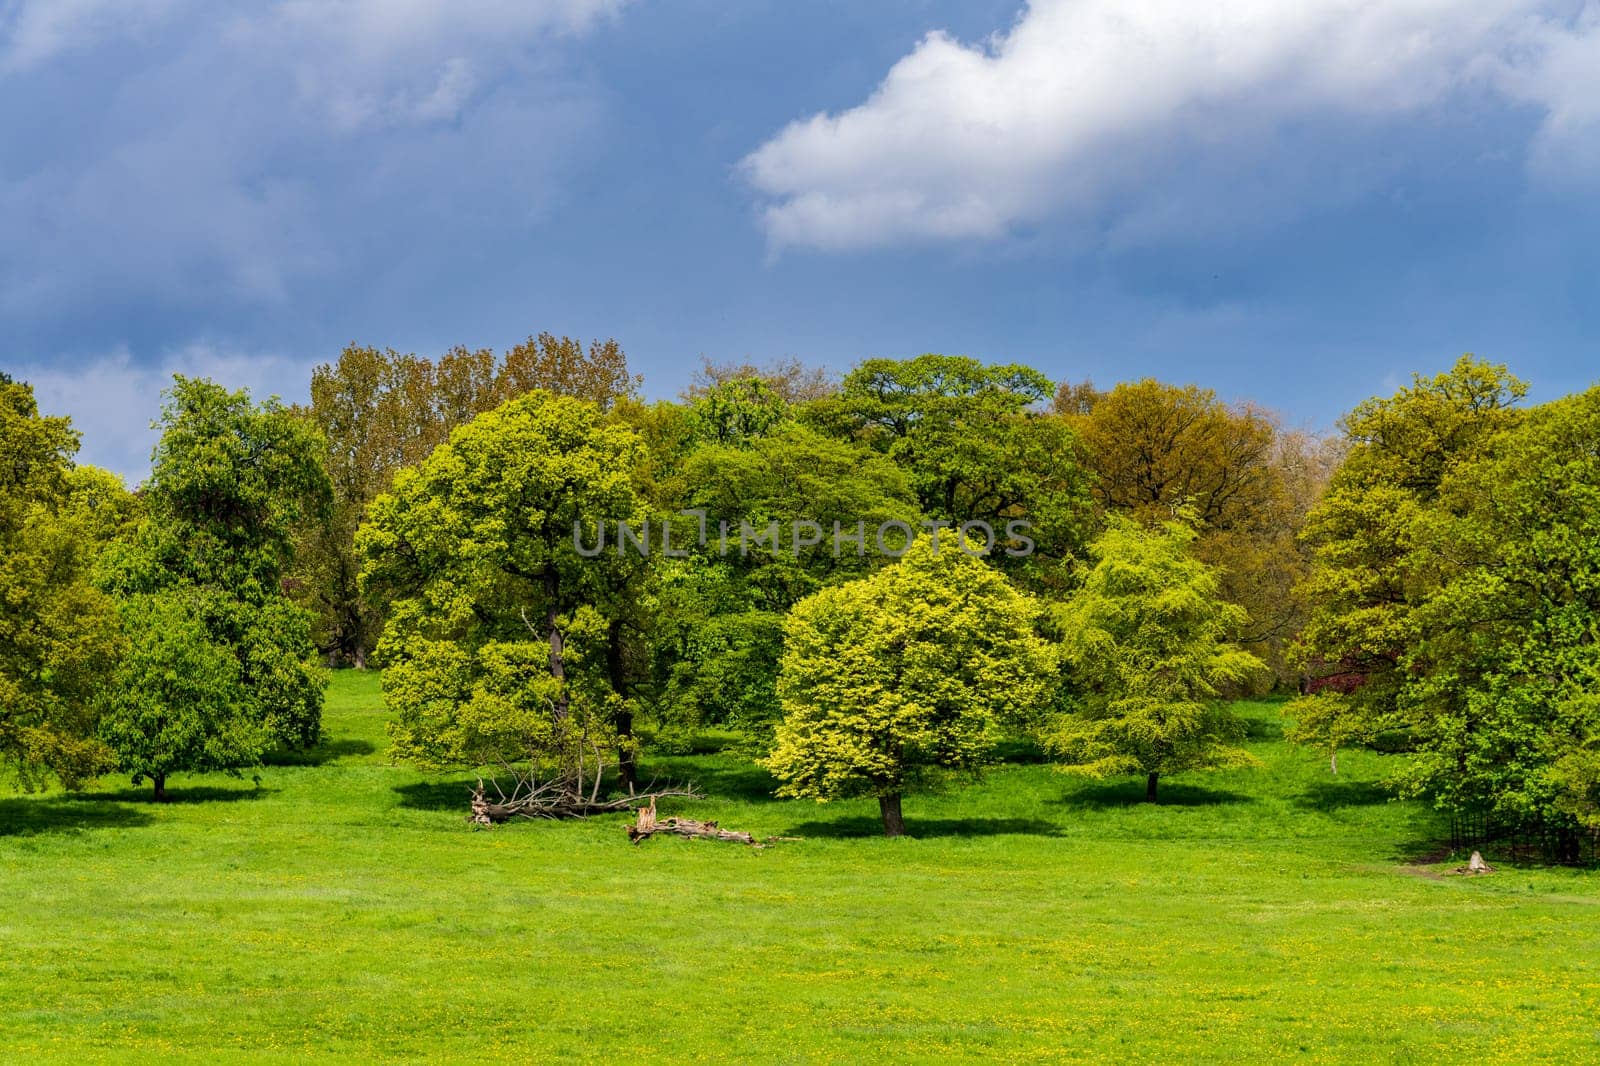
[5,344,1598,861]
[765,537,1055,835]
[357,390,650,786]
[293,335,637,667]
[99,377,332,798]
[1048,514,1264,801]
[0,381,129,789]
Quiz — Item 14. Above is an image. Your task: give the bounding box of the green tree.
[684,376,791,446]
[99,589,270,802]
[1065,377,1330,687]
[0,379,131,789]
[1289,356,1526,759]
[295,336,641,666]
[811,354,1094,583]
[100,377,331,797]
[1048,514,1264,802]
[357,391,649,787]
[765,537,1054,836]
[653,422,921,732]
[1365,386,1599,856]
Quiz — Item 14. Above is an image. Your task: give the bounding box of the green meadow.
[2,671,1596,1064]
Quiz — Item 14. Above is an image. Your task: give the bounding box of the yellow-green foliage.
[358,390,648,772]
[1049,514,1265,794]
[765,536,1054,806]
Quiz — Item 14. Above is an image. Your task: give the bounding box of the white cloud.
[17,345,319,484]
[743,0,1600,251]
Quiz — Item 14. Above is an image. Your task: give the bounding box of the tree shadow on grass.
[639,759,778,805]
[264,739,377,767]
[0,796,154,837]
[394,761,779,814]
[91,784,276,805]
[1244,715,1286,742]
[1056,780,1254,809]
[993,737,1051,764]
[1293,779,1394,811]
[394,778,478,813]
[784,814,1064,839]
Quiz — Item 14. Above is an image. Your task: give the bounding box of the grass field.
[2,671,1597,1063]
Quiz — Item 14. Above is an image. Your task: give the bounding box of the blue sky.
[3,0,1598,479]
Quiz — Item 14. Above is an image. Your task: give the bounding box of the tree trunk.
[1145,772,1159,803]
[153,774,167,803]
[353,644,367,671]
[546,609,569,721]
[879,793,905,837]
[616,719,638,794]
[607,621,637,793]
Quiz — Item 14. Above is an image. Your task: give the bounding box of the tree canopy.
[98,377,332,798]
[809,354,1094,581]
[1048,514,1264,802]
[358,390,649,784]
[1290,367,1598,857]
[294,335,641,666]
[0,379,129,789]
[765,537,1054,836]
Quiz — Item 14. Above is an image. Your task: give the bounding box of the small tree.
[1049,514,1264,802]
[99,590,268,802]
[765,537,1054,836]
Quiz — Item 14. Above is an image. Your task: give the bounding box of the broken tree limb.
[468,777,699,826]
[625,798,757,845]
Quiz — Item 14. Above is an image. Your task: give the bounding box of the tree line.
[0,348,1595,854]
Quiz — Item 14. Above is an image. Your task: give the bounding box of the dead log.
[625,799,758,845]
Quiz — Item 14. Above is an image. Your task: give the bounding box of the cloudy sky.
[4,0,1598,479]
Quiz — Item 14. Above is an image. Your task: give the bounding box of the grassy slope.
[1,672,1596,1064]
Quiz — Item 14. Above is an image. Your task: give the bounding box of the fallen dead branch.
[468,773,698,826]
[625,798,759,846]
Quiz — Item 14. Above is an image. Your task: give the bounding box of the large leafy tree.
[1066,379,1280,527]
[0,379,132,789]
[357,391,649,787]
[1288,356,1526,759]
[1293,383,1599,856]
[99,589,271,801]
[765,537,1054,836]
[100,377,332,798]
[1047,514,1264,802]
[810,354,1094,584]
[295,337,640,666]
